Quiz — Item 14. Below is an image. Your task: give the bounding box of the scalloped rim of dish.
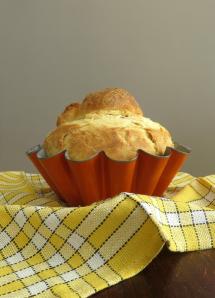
[26,142,191,163]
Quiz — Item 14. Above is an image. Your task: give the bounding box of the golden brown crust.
[44,115,174,161]
[56,103,80,126]
[55,88,143,126]
[80,88,143,117]
[44,125,71,155]
[146,127,173,155]
[43,87,173,160]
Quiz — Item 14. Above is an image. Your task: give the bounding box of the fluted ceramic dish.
[26,143,191,206]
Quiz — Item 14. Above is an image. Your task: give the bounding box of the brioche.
[44,88,174,161]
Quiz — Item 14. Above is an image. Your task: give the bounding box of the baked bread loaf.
[44,88,174,161]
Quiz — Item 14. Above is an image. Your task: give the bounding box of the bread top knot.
[57,88,143,126]
[82,88,143,116]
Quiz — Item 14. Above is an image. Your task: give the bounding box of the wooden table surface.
[93,247,215,298]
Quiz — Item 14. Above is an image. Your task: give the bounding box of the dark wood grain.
[93,247,215,298]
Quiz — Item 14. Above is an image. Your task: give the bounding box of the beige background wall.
[0,0,214,176]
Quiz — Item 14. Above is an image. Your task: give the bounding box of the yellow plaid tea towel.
[0,171,215,297]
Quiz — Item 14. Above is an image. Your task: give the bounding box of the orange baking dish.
[27,143,190,206]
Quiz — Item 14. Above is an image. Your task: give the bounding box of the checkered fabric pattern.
[0,171,215,297]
